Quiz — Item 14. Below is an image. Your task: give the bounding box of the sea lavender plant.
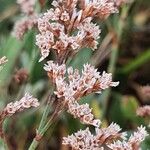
[9,0,149,150]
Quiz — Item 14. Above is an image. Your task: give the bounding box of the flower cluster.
[63,128,101,150]
[63,123,128,150]
[1,93,39,118]
[44,61,119,126]
[13,0,37,40]
[44,61,119,100]
[108,126,148,150]
[17,0,36,15]
[67,101,101,127]
[136,105,150,117]
[13,15,37,40]
[36,0,125,61]
[0,56,8,71]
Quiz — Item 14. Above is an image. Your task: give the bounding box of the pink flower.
[136,105,150,117]
[67,101,101,127]
[3,93,39,117]
[129,126,148,145]
[108,126,148,150]
[13,15,37,40]
[63,123,127,149]
[60,11,70,21]
[35,0,121,61]
[44,61,119,127]
[17,0,36,15]
[44,62,119,101]
[63,128,100,150]
[13,0,37,40]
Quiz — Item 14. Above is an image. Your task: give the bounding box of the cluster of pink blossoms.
[13,0,37,40]
[17,0,36,15]
[0,92,39,139]
[1,93,39,118]
[108,126,148,150]
[63,125,148,150]
[36,0,126,61]
[44,61,119,127]
[136,105,150,117]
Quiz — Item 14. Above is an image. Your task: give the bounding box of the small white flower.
[60,11,70,21]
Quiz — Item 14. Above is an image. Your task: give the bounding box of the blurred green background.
[0,0,150,149]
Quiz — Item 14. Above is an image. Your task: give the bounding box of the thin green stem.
[28,104,60,150]
[28,104,50,150]
[28,90,54,150]
[28,139,38,150]
[102,47,118,119]
[101,5,130,119]
[118,49,150,74]
[38,104,50,131]
[39,110,57,136]
[108,46,119,74]
[28,109,59,150]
